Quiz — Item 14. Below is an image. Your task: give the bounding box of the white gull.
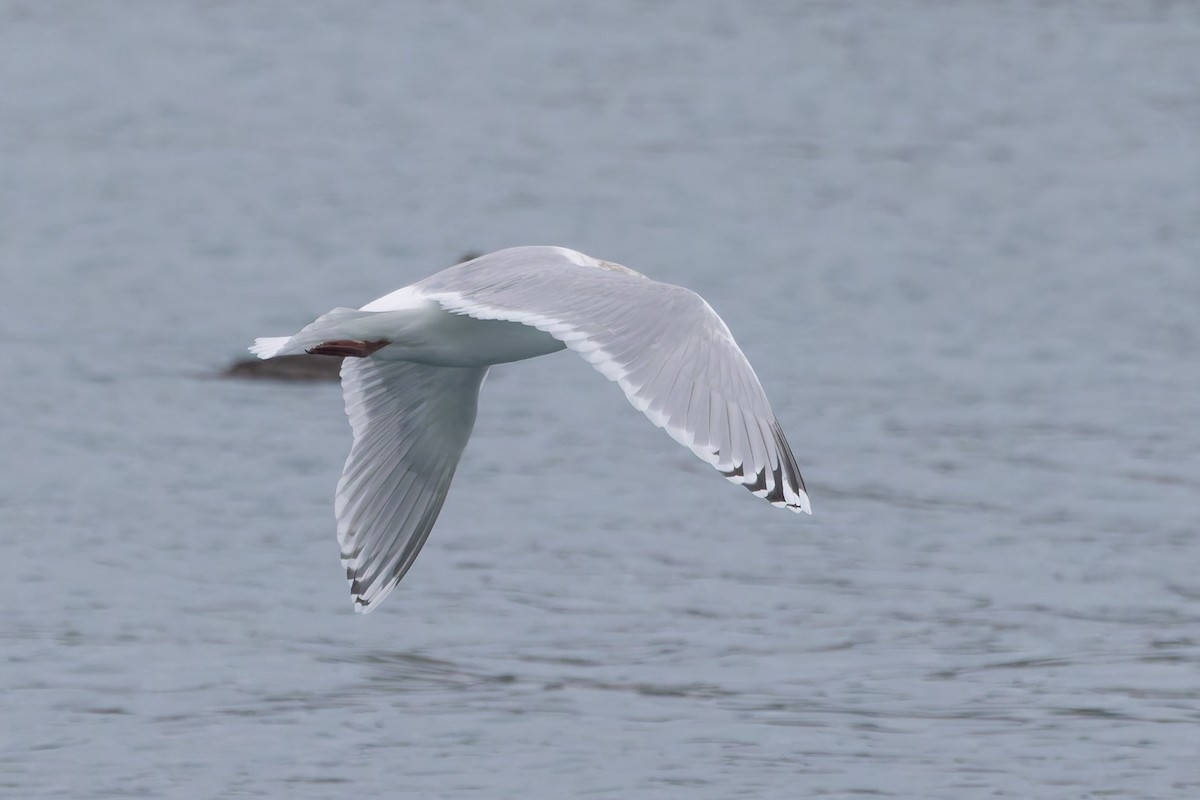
[251,246,810,612]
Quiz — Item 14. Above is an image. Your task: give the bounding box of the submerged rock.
[222,354,342,382]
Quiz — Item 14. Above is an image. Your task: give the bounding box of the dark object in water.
[222,354,342,382]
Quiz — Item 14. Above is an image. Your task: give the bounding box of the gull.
[251,246,810,612]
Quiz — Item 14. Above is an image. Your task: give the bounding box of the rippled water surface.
[3,2,1199,797]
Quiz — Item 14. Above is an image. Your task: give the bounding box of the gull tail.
[249,337,292,358]
[250,307,394,360]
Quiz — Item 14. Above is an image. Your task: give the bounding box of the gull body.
[252,246,810,612]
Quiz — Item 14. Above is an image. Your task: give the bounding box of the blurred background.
[2,2,1198,798]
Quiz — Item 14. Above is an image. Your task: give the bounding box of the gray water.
[2,2,1199,797]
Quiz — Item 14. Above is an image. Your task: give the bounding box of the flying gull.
[251,246,810,612]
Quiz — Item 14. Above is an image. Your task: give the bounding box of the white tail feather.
[249,307,395,360]
[249,337,293,359]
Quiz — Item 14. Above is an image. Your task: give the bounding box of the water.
[2,1,1199,797]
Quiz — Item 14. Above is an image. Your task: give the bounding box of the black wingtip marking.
[720,423,809,508]
[770,421,807,496]
[765,462,786,504]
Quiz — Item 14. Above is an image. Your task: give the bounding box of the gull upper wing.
[419,250,810,513]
